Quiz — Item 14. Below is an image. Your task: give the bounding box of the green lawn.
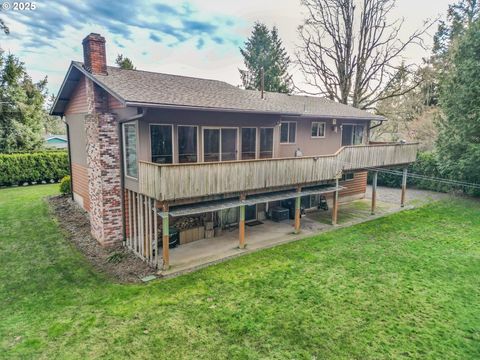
[1,185,479,359]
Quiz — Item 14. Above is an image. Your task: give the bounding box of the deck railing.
[138,143,418,201]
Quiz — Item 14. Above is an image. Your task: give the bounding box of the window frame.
[311,121,326,139]
[149,123,174,164]
[201,126,240,162]
[280,121,297,144]
[122,121,138,180]
[341,172,355,182]
[259,127,275,159]
[241,127,258,160]
[177,124,199,163]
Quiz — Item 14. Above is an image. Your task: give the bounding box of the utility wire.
[333,159,480,190]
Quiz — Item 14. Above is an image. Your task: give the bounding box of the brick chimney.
[82,33,107,75]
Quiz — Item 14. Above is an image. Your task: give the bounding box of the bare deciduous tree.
[296,0,434,110]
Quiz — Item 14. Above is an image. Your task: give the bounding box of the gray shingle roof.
[71,61,383,120]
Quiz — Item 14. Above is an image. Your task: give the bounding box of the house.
[52,33,418,270]
[44,134,68,149]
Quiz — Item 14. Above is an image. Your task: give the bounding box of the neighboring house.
[52,33,418,270]
[44,135,68,149]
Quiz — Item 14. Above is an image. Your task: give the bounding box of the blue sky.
[0,0,453,97]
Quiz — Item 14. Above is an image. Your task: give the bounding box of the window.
[311,122,326,138]
[123,122,138,178]
[151,124,173,164]
[280,121,296,144]
[260,127,274,158]
[241,128,257,160]
[342,124,365,146]
[178,126,197,163]
[341,172,355,181]
[203,128,238,162]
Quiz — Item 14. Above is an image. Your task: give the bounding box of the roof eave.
[124,101,385,121]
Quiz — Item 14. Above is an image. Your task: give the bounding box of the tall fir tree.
[0,52,46,152]
[436,18,480,188]
[115,54,135,70]
[239,23,292,94]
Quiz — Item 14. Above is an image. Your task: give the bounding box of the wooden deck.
[138,143,419,201]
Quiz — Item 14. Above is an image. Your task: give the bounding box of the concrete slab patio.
[160,186,447,277]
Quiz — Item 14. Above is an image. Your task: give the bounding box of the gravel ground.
[365,185,449,206]
[48,195,156,283]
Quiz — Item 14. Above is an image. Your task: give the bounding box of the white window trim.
[280,121,297,144]
[201,126,240,162]
[149,123,174,164]
[177,124,199,163]
[122,121,138,180]
[311,121,326,139]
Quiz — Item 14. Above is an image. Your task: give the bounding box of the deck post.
[371,171,378,215]
[239,194,246,249]
[401,168,408,207]
[332,178,339,226]
[294,187,301,233]
[162,204,170,270]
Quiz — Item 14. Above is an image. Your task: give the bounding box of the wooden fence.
[125,189,160,267]
[138,143,419,202]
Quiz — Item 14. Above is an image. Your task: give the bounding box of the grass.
[1,185,479,359]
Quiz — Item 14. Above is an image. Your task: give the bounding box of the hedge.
[368,151,468,194]
[0,151,69,186]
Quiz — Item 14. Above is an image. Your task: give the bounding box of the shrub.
[59,176,71,195]
[368,151,461,193]
[0,151,69,186]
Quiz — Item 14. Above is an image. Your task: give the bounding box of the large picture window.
[280,121,296,144]
[178,126,198,163]
[151,124,173,164]
[123,122,138,178]
[311,121,326,138]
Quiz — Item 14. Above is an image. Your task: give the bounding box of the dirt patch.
[48,195,155,283]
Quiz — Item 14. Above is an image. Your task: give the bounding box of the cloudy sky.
[0,0,453,96]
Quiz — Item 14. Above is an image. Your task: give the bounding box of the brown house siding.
[108,94,124,109]
[71,162,90,212]
[65,76,88,115]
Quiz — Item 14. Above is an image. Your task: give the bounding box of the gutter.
[63,117,74,201]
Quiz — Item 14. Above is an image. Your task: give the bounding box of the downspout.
[118,107,148,245]
[63,116,74,201]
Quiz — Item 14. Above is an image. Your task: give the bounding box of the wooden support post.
[239,194,246,249]
[162,204,170,270]
[371,171,378,215]
[332,178,339,226]
[401,168,408,208]
[154,202,158,269]
[294,187,301,233]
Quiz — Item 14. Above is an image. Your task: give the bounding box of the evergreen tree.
[0,52,46,152]
[239,23,292,94]
[436,18,480,187]
[115,54,135,70]
[43,94,66,135]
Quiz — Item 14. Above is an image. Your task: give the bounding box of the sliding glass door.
[203,128,238,162]
[178,126,198,163]
[342,124,365,146]
[241,128,256,160]
[260,127,274,158]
